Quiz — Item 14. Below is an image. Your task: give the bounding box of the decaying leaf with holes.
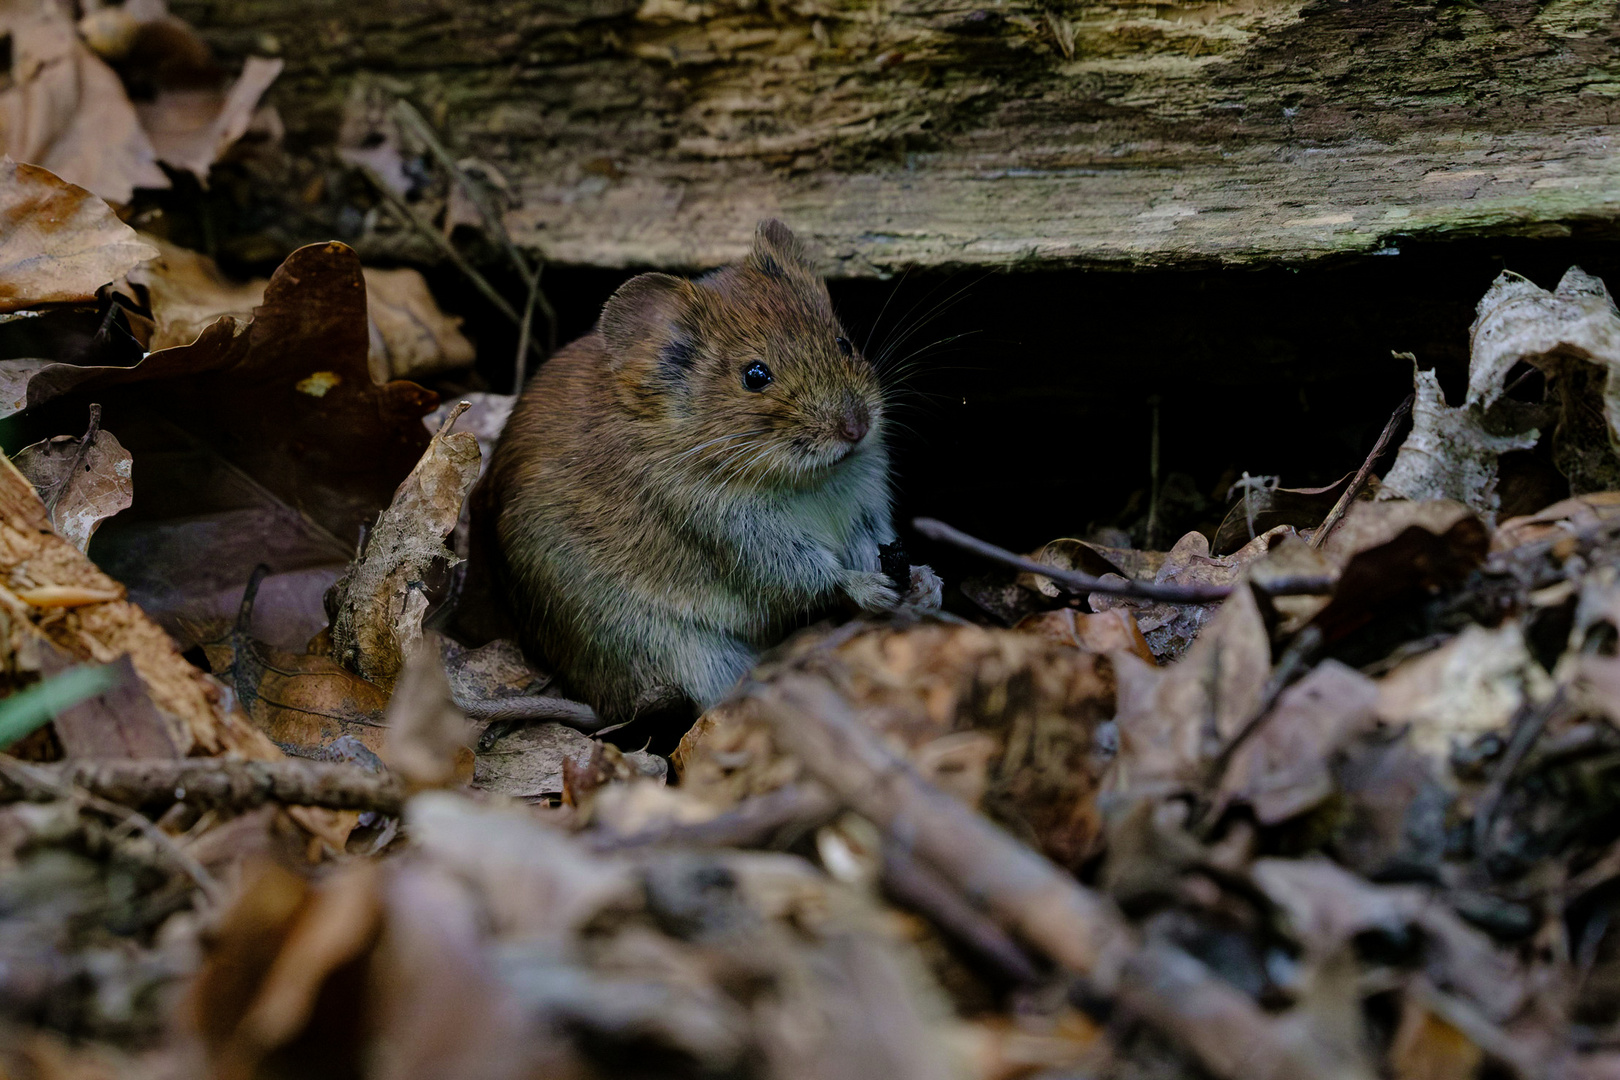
[328,402,481,691]
[1379,363,1538,522]
[12,411,133,554]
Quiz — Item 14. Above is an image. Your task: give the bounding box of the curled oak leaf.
[0,242,439,540]
[0,160,157,312]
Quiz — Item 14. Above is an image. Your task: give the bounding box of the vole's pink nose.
[839,406,870,444]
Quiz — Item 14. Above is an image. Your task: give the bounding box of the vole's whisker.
[859,264,914,359]
[872,276,984,372]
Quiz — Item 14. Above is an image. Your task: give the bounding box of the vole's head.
[598,220,885,490]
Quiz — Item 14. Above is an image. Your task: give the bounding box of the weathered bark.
[178,0,1620,274]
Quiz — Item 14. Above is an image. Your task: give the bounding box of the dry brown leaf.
[0,6,168,204]
[364,267,476,383]
[1379,363,1538,521]
[0,242,440,541]
[1217,660,1379,824]
[1310,500,1489,646]
[1104,580,1270,795]
[1251,857,1525,1022]
[1390,995,1483,1080]
[125,236,266,351]
[329,404,481,689]
[1212,471,1358,555]
[473,721,598,799]
[13,420,133,553]
[0,160,156,313]
[134,56,282,182]
[1015,607,1155,664]
[204,630,392,759]
[1492,491,1620,552]
[1093,526,1287,663]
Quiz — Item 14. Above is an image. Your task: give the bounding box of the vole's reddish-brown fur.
[486,221,896,721]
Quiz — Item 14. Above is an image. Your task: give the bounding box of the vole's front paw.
[842,569,901,613]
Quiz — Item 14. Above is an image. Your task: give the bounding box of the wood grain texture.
[177,0,1620,274]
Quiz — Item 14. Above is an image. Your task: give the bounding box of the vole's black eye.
[742,361,773,391]
[836,336,853,358]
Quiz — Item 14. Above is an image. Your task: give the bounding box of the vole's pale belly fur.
[491,341,894,719]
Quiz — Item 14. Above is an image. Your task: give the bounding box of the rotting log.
[179,0,1620,275]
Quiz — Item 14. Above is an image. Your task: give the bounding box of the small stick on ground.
[1307,391,1415,550]
[0,757,408,817]
[514,264,540,393]
[744,673,1357,1080]
[43,404,101,518]
[914,518,1335,604]
[585,782,838,853]
[1146,394,1162,549]
[0,755,226,907]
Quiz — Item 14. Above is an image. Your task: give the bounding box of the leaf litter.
[14,58,1620,1080]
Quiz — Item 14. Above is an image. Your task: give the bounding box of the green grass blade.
[0,665,121,749]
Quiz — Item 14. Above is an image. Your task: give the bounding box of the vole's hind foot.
[842,569,902,613]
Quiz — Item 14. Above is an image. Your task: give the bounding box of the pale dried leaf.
[365,267,476,382]
[125,236,265,350]
[135,57,283,181]
[0,160,157,312]
[329,408,482,689]
[13,426,133,552]
[1380,365,1537,521]
[1377,622,1553,763]
[473,721,598,799]
[0,8,168,204]
[1469,268,1620,412]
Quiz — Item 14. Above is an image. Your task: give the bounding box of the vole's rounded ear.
[748,219,815,278]
[599,273,697,361]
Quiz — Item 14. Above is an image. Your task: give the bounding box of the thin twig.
[0,755,225,907]
[355,163,527,327]
[914,518,1332,604]
[1146,395,1162,549]
[514,264,540,393]
[1473,686,1567,864]
[43,403,102,518]
[393,100,557,357]
[0,757,407,817]
[1307,392,1414,550]
[1197,624,1325,829]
